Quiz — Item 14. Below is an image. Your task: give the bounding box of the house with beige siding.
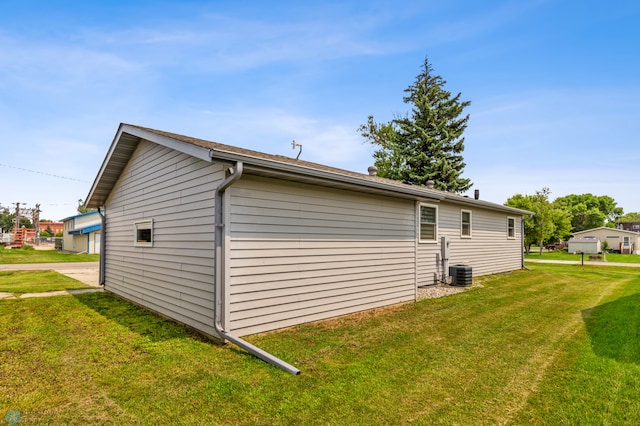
[573,227,640,254]
[85,123,530,373]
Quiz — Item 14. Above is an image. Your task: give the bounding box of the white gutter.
[208,148,445,203]
[213,161,300,375]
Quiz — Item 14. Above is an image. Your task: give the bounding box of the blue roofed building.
[61,210,102,253]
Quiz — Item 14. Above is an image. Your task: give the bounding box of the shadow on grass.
[72,291,298,369]
[73,291,212,344]
[583,293,640,364]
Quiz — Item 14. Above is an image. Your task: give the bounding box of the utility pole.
[14,202,20,230]
[33,203,41,244]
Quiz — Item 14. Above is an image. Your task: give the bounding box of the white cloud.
[181,106,370,166]
[422,0,548,46]
[0,36,139,94]
[62,8,404,74]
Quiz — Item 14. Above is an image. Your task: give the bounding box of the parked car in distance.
[545,242,567,251]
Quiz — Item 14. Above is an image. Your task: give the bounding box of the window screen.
[420,205,437,241]
[461,210,471,237]
[507,217,515,239]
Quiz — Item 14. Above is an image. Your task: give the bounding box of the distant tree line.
[505,188,632,254]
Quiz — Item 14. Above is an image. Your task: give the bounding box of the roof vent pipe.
[474,189,480,200]
[367,166,378,176]
[426,180,435,189]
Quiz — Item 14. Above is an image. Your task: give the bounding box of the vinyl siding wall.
[227,175,417,337]
[104,140,222,337]
[102,140,524,339]
[417,203,523,284]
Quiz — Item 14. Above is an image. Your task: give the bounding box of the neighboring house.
[85,124,531,372]
[618,222,640,233]
[573,227,640,254]
[61,211,102,253]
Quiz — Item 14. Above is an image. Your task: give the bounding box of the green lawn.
[525,248,640,263]
[0,270,90,296]
[1,264,640,424]
[0,246,99,264]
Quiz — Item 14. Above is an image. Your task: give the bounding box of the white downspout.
[521,217,526,269]
[213,160,300,375]
[97,208,106,286]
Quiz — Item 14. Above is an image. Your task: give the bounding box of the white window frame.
[134,219,154,247]
[418,203,438,243]
[461,209,472,238]
[507,217,516,239]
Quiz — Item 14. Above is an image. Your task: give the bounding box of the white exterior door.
[94,232,101,254]
[623,236,631,253]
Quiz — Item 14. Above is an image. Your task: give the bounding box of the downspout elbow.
[216,162,244,195]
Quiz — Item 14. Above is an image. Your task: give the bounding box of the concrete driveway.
[0,262,100,287]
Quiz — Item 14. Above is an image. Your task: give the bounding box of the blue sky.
[1,0,638,221]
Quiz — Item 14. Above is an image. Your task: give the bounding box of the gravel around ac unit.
[417,285,473,300]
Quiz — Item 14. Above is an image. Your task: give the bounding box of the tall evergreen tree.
[359,57,472,192]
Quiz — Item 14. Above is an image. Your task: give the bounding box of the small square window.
[134,220,153,247]
[507,217,515,239]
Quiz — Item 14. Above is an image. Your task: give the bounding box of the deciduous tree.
[554,193,623,231]
[505,188,572,254]
[620,212,640,222]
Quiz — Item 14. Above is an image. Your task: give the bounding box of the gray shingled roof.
[85,123,532,217]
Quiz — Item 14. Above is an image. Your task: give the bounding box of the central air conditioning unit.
[449,265,472,287]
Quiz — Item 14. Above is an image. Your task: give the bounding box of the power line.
[0,163,89,183]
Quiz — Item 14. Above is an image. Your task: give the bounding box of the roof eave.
[208,148,445,202]
[441,194,534,216]
[85,124,532,216]
[85,124,213,208]
[573,226,640,236]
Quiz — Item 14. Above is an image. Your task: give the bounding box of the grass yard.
[2,263,640,424]
[525,248,640,263]
[0,270,91,296]
[0,246,99,264]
